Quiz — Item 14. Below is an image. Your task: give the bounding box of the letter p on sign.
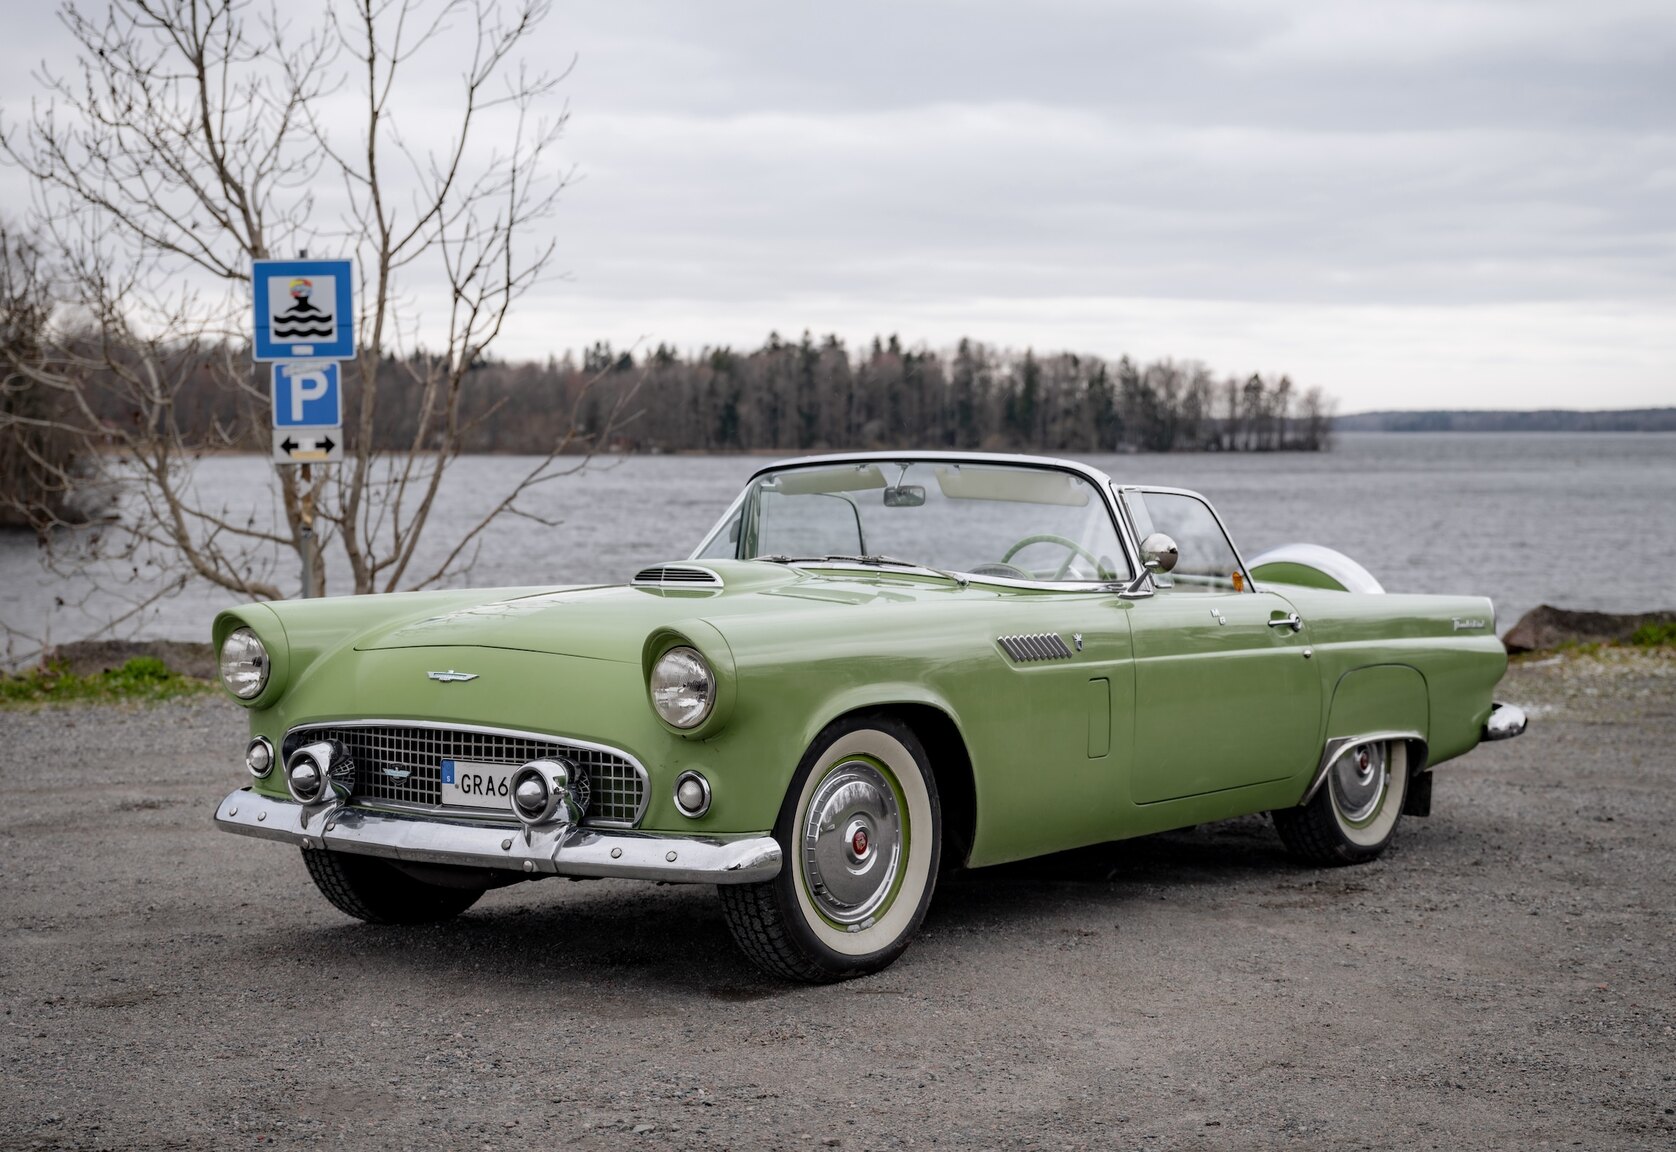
[271,361,342,428]
[290,368,330,423]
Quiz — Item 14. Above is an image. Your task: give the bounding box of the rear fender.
[1299,664,1430,806]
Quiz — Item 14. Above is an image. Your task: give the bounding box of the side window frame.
[1121,487,1255,594]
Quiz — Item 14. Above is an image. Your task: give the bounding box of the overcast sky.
[9,1,1675,411]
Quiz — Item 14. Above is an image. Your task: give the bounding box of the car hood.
[350,560,984,661]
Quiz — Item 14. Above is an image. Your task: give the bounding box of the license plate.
[440,759,515,810]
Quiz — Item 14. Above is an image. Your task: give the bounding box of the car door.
[1121,489,1322,804]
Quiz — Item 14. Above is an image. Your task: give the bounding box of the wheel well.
[841,703,976,871]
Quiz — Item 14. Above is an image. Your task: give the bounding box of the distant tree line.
[593,334,1335,455]
[1336,408,1676,433]
[2,328,1336,529]
[66,331,1331,456]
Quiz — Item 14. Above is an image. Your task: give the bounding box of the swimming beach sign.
[252,258,354,361]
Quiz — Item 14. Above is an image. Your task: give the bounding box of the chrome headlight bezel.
[650,646,715,729]
[219,627,270,700]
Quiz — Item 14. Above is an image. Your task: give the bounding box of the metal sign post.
[254,258,353,598]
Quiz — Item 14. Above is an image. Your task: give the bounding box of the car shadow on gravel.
[217,814,1319,995]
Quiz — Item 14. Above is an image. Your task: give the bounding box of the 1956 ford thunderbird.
[213,451,1526,981]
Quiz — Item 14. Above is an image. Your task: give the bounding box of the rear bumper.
[1482,701,1529,742]
[214,787,781,885]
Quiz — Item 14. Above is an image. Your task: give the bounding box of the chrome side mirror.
[1139,532,1179,574]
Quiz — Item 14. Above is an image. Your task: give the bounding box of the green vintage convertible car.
[213,452,1526,981]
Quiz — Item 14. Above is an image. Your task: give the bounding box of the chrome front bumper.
[214,788,781,885]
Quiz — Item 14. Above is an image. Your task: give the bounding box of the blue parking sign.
[253,258,354,361]
[272,362,342,428]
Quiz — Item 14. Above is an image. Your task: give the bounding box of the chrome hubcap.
[1330,742,1387,824]
[801,760,902,926]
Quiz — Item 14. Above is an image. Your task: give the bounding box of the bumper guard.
[1482,701,1529,742]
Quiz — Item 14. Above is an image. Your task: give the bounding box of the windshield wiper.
[759,553,968,587]
[820,554,969,588]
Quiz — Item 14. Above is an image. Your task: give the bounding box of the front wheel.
[719,715,941,982]
[1272,739,1408,866]
[302,849,485,924]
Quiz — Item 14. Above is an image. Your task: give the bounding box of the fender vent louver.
[998,633,1074,663]
[632,565,723,588]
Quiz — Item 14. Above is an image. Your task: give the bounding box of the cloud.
[4,0,1671,409]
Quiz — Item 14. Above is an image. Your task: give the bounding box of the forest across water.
[42,332,1337,458]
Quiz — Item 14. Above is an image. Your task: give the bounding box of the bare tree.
[0,224,80,535]
[0,0,619,619]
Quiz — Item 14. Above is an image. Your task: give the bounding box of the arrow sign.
[272,427,344,465]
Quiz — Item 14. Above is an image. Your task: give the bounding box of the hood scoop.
[632,564,723,588]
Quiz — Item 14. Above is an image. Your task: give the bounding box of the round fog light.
[284,740,350,805]
[288,760,323,803]
[673,771,711,818]
[246,737,275,779]
[510,759,584,827]
[513,774,550,820]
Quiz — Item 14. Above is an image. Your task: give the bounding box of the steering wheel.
[968,561,1032,580]
[1000,533,1103,581]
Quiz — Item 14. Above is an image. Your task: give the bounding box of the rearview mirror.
[882,485,926,508]
[1139,532,1179,574]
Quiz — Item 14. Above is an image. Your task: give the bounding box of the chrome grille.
[997,633,1074,663]
[281,723,646,826]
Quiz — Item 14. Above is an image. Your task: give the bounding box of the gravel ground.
[2,651,1673,1151]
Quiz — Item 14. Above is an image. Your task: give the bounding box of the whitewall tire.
[718,714,941,981]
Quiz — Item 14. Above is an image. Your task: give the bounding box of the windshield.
[695,460,1132,583]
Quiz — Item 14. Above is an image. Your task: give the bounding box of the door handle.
[1267,612,1304,633]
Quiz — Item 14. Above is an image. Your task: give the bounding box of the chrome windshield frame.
[689,451,1153,592]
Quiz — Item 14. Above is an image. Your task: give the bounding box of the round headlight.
[219,627,270,700]
[651,646,714,729]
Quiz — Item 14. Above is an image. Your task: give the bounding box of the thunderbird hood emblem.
[427,670,479,683]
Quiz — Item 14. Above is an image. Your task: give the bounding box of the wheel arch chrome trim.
[1299,731,1429,807]
[279,718,652,828]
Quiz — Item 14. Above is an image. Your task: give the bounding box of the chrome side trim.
[215,788,781,885]
[1299,731,1429,806]
[281,719,651,828]
[1482,702,1528,742]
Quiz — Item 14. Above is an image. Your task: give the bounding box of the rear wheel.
[719,715,941,982]
[302,849,484,924]
[1272,739,1408,866]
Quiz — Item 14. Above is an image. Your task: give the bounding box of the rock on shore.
[1503,604,1676,653]
[46,639,216,679]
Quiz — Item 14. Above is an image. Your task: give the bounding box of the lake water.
[2,432,1672,661]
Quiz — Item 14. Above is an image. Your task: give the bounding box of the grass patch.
[0,657,212,707]
[1630,619,1676,648]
